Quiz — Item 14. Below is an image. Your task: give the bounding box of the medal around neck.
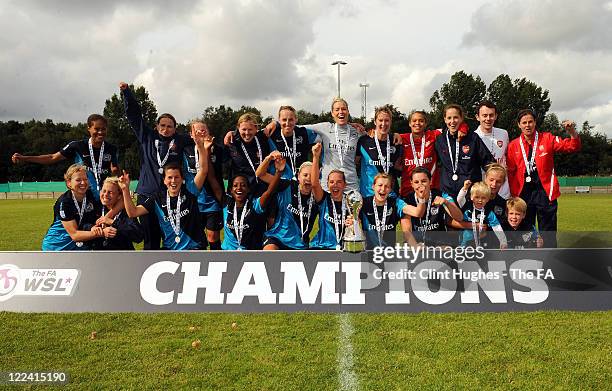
[342,190,365,253]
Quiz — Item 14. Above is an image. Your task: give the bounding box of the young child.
[459,182,507,249]
[457,163,508,247]
[502,197,544,249]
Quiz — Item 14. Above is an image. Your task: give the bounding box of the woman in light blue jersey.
[257,153,319,250]
[309,142,350,250]
[42,164,103,251]
[219,153,284,250]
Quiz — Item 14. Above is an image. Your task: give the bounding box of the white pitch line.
[337,313,359,391]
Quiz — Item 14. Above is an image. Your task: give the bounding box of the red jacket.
[507,132,581,201]
[399,129,442,196]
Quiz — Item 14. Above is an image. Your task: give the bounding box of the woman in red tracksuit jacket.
[507,109,581,248]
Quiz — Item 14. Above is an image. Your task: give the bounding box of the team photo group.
[11,82,582,252]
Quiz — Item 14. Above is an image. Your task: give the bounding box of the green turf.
[1,194,610,251]
[351,312,612,390]
[0,312,339,390]
[0,195,611,390]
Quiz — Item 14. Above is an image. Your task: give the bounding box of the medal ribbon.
[374,130,391,173]
[410,133,425,167]
[445,132,460,177]
[331,196,346,245]
[166,190,182,238]
[333,124,350,168]
[88,139,105,191]
[297,188,314,238]
[233,198,249,248]
[416,192,432,242]
[471,207,486,247]
[372,197,388,246]
[240,137,262,182]
[281,131,298,178]
[71,191,87,226]
[155,139,175,173]
[519,131,538,177]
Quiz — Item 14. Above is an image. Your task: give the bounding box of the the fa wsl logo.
[0,264,80,302]
[0,264,20,302]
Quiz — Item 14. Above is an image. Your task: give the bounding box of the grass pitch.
[0,194,611,390]
[1,194,611,251]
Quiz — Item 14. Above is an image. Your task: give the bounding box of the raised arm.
[193,135,212,191]
[310,142,325,202]
[205,153,223,203]
[259,156,284,208]
[119,82,148,141]
[255,151,283,184]
[442,198,463,222]
[457,180,471,208]
[553,120,581,153]
[118,171,148,218]
[12,151,66,165]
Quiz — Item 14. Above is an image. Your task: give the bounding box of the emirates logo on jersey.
[462,145,470,154]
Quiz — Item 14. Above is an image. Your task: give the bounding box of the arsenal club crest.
[539,145,545,151]
[430,206,440,215]
[462,145,470,154]
[496,140,504,148]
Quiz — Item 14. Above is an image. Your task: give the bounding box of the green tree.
[429,71,486,129]
[103,85,158,177]
[486,74,517,132]
[554,121,612,176]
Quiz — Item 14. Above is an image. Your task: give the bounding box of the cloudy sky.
[2,0,612,137]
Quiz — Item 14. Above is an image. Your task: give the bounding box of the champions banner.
[1,248,611,313]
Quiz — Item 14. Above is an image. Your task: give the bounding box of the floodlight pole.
[359,83,370,121]
[331,60,347,98]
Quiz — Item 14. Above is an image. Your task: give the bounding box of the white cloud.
[0,0,610,142]
[463,0,612,52]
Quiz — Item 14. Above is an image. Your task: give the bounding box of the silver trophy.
[343,190,365,253]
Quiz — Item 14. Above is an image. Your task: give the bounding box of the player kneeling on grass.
[42,164,103,251]
[402,167,464,248]
[218,154,284,250]
[345,173,427,249]
[256,152,318,250]
[120,152,209,250]
[91,177,144,250]
[458,182,507,249]
[502,197,543,249]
